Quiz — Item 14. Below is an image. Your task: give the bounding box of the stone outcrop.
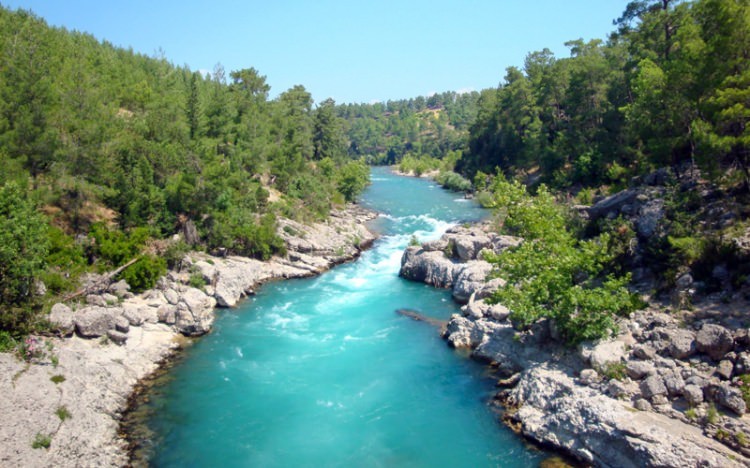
[399,223,520,303]
[506,366,743,468]
[405,213,750,466]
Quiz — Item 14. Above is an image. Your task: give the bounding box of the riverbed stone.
[627,360,656,380]
[163,288,180,305]
[106,329,128,345]
[114,316,130,333]
[716,360,734,380]
[696,324,734,360]
[662,370,685,397]
[683,384,704,405]
[74,306,121,338]
[713,384,747,415]
[579,369,600,386]
[667,329,697,359]
[640,374,668,400]
[49,303,75,336]
[452,261,493,303]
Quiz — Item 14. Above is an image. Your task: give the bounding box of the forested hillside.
[0,6,369,336]
[455,0,749,194]
[337,91,480,165]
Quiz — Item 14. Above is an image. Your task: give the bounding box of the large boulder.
[640,374,668,400]
[666,329,697,359]
[696,324,734,361]
[211,257,264,307]
[443,315,489,349]
[636,200,664,239]
[121,302,159,326]
[174,287,216,336]
[74,306,121,338]
[49,303,75,336]
[707,383,747,416]
[451,233,492,261]
[452,261,493,303]
[580,339,628,370]
[587,189,638,221]
[399,247,458,289]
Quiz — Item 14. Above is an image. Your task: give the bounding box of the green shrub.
[740,374,750,407]
[206,212,286,260]
[55,406,71,421]
[706,403,719,424]
[119,255,167,293]
[575,187,595,206]
[409,235,421,247]
[600,361,627,381]
[188,267,206,289]
[475,191,496,208]
[0,331,17,352]
[486,175,639,345]
[32,433,51,449]
[435,171,472,192]
[163,240,190,270]
[89,223,149,268]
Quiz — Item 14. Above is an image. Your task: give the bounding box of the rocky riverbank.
[400,222,750,467]
[0,205,377,468]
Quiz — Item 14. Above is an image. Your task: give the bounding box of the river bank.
[400,220,750,466]
[0,205,377,467]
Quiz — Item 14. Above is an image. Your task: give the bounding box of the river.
[133,167,543,467]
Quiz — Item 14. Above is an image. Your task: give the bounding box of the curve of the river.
[135,167,543,467]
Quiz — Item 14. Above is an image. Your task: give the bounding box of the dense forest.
[455,0,749,193]
[0,6,370,336]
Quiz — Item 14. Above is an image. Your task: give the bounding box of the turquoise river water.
[136,167,544,467]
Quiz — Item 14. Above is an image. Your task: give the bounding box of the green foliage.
[409,235,421,247]
[337,160,370,203]
[737,430,748,448]
[434,171,472,192]
[740,374,750,408]
[89,224,148,268]
[398,154,441,176]
[486,175,639,345]
[206,212,286,260]
[0,330,17,352]
[339,93,480,164]
[188,266,206,290]
[32,433,51,449]
[453,0,750,195]
[163,240,191,270]
[55,405,71,421]
[50,374,65,384]
[706,403,719,424]
[118,255,166,293]
[0,183,49,332]
[599,361,627,381]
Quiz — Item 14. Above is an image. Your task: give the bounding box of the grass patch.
[50,374,65,384]
[31,433,51,449]
[707,403,719,425]
[600,361,627,381]
[55,405,71,421]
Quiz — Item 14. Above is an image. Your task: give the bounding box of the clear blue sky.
[2,0,630,104]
